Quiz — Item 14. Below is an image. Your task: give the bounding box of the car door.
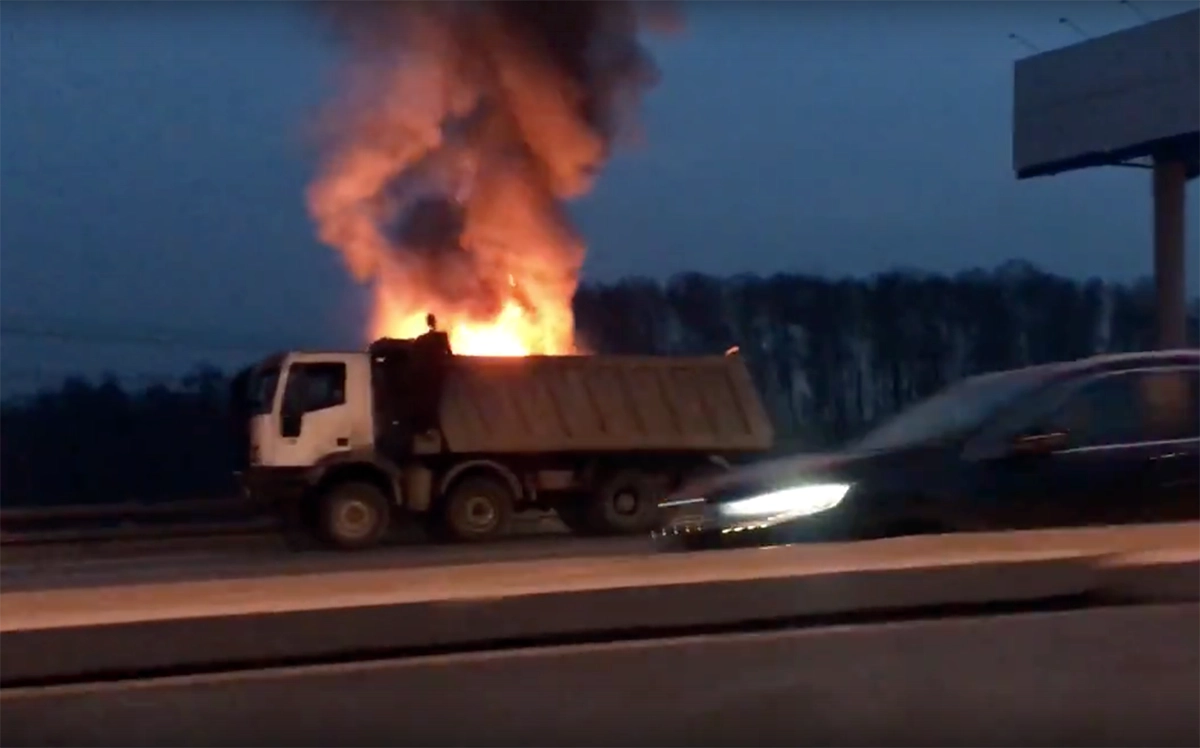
[1134,366,1199,522]
[964,372,1161,530]
[1036,372,1166,530]
[954,375,1077,531]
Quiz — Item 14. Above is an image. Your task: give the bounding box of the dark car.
[654,349,1200,549]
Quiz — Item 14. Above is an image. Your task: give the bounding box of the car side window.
[1056,374,1147,451]
[1049,368,1198,448]
[281,363,346,415]
[1139,369,1199,441]
[1185,371,1200,439]
[973,378,1065,446]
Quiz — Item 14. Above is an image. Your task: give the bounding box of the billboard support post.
[1013,9,1198,351]
[1152,154,1187,350]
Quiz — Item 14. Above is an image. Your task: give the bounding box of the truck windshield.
[248,366,282,416]
[853,369,1047,452]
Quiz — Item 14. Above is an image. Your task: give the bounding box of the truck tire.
[587,470,663,535]
[440,475,514,543]
[318,481,391,551]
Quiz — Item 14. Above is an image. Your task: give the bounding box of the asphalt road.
[8,604,1194,747]
[0,532,656,593]
[8,523,1178,689]
[5,519,1199,594]
[11,521,1200,643]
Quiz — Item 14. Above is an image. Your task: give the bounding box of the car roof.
[965,349,1200,387]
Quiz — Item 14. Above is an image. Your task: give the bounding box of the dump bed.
[434,354,774,454]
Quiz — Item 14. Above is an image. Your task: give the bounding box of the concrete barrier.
[4,524,1198,685]
[0,554,1099,685]
[3,603,1196,747]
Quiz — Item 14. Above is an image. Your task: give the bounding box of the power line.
[0,313,364,399]
[0,314,340,354]
[2,367,202,385]
[0,367,240,403]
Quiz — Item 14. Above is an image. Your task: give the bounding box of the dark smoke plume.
[308,0,677,351]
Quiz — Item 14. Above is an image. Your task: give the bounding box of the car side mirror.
[1009,429,1068,456]
[280,410,303,438]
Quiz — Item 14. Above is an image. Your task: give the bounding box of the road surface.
[6,519,1198,594]
[9,522,1182,688]
[3,522,1196,632]
[0,533,651,592]
[8,605,1193,747]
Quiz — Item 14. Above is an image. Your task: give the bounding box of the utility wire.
[2,367,200,385]
[0,313,347,397]
[1,314,341,354]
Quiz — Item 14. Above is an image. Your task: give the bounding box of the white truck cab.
[233,334,460,551]
[248,352,375,469]
[237,349,408,551]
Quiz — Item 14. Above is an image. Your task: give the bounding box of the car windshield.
[853,369,1047,452]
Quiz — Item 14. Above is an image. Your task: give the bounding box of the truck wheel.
[587,470,663,535]
[441,475,514,543]
[318,482,391,551]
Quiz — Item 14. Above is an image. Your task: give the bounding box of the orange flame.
[372,296,570,357]
[308,3,669,358]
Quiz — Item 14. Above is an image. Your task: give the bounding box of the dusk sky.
[2,0,1197,392]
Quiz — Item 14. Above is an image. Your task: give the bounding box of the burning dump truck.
[252,2,739,550]
[231,329,773,550]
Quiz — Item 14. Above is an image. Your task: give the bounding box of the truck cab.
[234,349,403,551]
[232,333,463,550]
[246,352,375,470]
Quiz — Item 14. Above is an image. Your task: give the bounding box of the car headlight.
[717,483,851,519]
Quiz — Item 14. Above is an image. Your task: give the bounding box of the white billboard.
[1013,9,1199,178]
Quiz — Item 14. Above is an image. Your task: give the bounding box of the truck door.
[270,360,354,468]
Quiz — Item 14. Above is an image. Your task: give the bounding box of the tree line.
[3,260,1197,507]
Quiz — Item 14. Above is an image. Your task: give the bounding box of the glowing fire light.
[373,299,544,357]
[370,274,573,357]
[306,3,671,360]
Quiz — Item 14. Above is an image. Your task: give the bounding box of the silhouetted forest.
[4,261,1198,507]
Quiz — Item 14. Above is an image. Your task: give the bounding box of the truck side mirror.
[280,410,303,438]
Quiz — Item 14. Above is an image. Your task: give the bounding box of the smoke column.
[307,1,676,354]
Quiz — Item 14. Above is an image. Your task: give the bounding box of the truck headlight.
[718,483,851,519]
